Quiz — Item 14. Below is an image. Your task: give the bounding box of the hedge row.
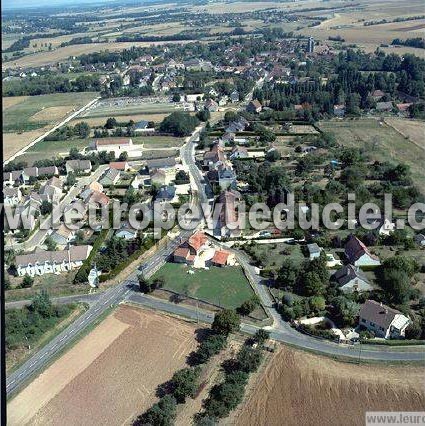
[99,239,155,282]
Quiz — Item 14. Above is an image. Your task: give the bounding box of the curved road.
[6,124,424,397]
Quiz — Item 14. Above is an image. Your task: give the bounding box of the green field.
[318,118,425,191]
[132,135,184,148]
[15,138,89,165]
[82,102,177,118]
[246,242,305,271]
[153,263,254,309]
[3,92,98,132]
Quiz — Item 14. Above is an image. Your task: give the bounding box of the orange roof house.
[211,249,232,267]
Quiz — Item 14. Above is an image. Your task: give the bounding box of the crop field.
[70,112,171,127]
[132,135,185,148]
[297,0,425,54]
[153,263,254,309]
[7,305,199,426]
[3,92,97,161]
[233,346,425,426]
[82,101,177,118]
[3,40,195,70]
[3,92,97,132]
[318,118,425,191]
[13,138,89,165]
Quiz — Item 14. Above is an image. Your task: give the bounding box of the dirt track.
[233,346,425,426]
[8,305,199,426]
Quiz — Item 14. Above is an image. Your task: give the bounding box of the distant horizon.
[2,0,131,11]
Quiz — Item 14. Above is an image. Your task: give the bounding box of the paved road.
[5,293,100,310]
[6,121,424,397]
[6,164,108,252]
[126,290,424,361]
[6,282,130,395]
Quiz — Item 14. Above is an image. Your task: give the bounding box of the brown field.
[297,0,425,54]
[233,346,425,426]
[7,305,199,426]
[30,106,76,122]
[3,96,29,109]
[69,112,170,127]
[3,130,48,161]
[3,40,195,70]
[384,118,425,150]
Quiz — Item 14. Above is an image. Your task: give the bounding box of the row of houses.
[15,245,92,277]
[3,166,59,186]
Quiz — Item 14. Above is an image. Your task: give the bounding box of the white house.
[3,187,22,206]
[378,217,396,236]
[359,300,410,339]
[15,245,92,277]
[345,235,380,267]
[50,224,76,246]
[333,264,373,293]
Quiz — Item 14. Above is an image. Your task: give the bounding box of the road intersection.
[6,121,424,397]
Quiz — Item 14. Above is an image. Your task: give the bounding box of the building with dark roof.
[359,300,410,339]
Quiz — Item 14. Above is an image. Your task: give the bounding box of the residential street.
[6,123,424,398]
[6,164,109,252]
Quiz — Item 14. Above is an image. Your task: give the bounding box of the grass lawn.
[153,263,255,309]
[6,270,89,302]
[15,138,89,165]
[3,92,98,133]
[132,135,184,148]
[318,118,425,191]
[246,242,306,271]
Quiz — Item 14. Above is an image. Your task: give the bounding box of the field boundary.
[4,96,100,164]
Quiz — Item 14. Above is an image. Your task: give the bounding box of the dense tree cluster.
[160,111,200,137]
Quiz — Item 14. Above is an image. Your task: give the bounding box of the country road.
[4,96,100,165]
[6,111,424,398]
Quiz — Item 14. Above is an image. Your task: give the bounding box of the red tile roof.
[188,231,207,252]
[174,247,190,259]
[212,250,230,265]
[109,161,129,170]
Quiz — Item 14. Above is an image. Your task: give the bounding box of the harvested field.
[384,118,425,150]
[7,305,199,426]
[69,113,171,127]
[29,106,74,122]
[233,346,425,426]
[318,118,425,191]
[2,96,29,110]
[3,130,47,161]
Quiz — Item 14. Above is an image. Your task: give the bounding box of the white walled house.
[359,300,410,339]
[344,235,380,267]
[333,264,373,293]
[3,187,22,206]
[15,245,92,277]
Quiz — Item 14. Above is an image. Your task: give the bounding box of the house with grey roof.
[307,243,322,260]
[358,300,410,339]
[332,264,373,293]
[65,159,92,175]
[99,167,120,186]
